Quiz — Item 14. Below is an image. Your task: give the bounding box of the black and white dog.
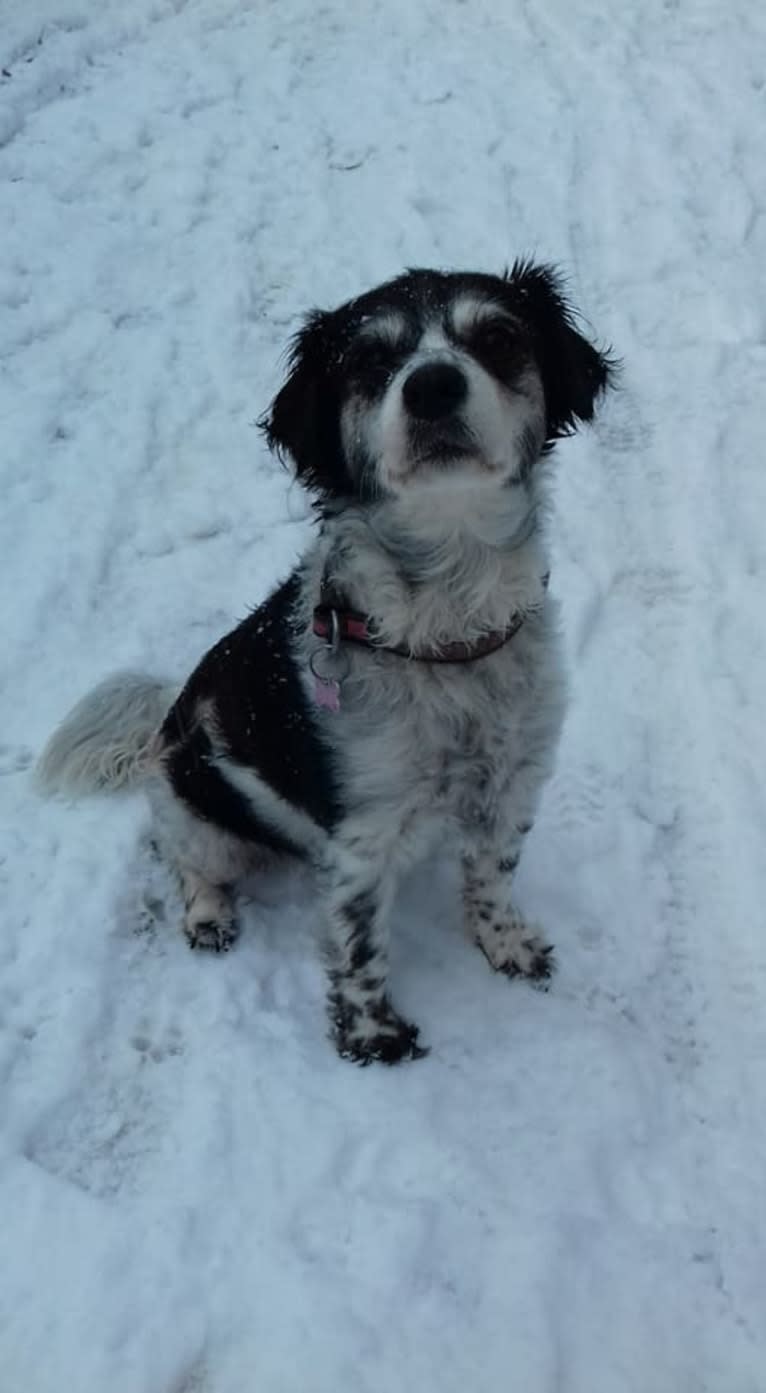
[39,262,614,1064]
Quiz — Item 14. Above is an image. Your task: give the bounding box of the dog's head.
[262,263,615,505]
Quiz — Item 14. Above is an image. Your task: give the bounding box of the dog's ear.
[260,310,351,498]
[506,260,616,440]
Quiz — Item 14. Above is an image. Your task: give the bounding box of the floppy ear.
[506,260,615,440]
[260,310,351,498]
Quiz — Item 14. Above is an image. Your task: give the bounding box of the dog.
[38,262,614,1064]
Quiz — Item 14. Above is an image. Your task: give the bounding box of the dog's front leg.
[462,815,554,983]
[322,825,426,1065]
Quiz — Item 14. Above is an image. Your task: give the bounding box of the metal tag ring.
[309,644,350,684]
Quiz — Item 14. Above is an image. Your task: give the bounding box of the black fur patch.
[342,888,379,973]
[164,724,295,851]
[504,260,618,440]
[497,854,520,874]
[161,573,341,844]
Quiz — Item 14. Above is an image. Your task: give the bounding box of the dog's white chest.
[331,655,524,832]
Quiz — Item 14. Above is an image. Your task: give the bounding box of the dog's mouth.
[408,419,478,468]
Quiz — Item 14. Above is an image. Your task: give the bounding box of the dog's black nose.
[402,361,468,420]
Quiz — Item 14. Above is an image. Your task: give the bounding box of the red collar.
[312,604,527,664]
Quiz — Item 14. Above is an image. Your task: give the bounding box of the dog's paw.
[184,916,239,954]
[475,921,555,986]
[331,996,428,1065]
[337,1022,428,1066]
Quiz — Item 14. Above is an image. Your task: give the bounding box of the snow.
[2,0,765,1389]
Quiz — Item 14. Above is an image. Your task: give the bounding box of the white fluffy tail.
[36,672,177,797]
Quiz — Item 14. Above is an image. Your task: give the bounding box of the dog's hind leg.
[148,776,252,953]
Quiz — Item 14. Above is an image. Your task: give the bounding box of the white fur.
[36,672,175,796]
[210,756,328,862]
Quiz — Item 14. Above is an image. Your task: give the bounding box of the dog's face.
[263,263,614,504]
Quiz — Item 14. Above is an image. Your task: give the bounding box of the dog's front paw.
[331,995,428,1065]
[475,919,555,986]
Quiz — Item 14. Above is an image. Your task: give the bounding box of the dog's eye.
[347,342,394,371]
[345,341,400,389]
[468,319,527,380]
[476,321,517,355]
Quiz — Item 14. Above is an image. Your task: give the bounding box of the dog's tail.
[36,672,177,797]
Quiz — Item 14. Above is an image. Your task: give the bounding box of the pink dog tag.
[313,674,341,712]
[310,613,346,713]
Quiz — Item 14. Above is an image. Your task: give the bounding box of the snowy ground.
[2,1,766,1389]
